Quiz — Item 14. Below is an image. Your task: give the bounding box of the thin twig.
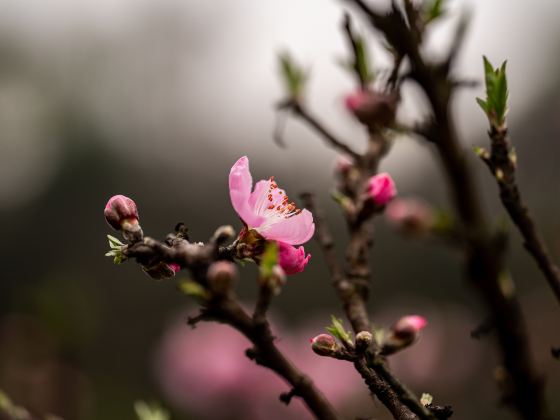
[477,126,560,305]
[342,12,368,89]
[372,359,436,419]
[289,101,361,160]
[301,193,434,420]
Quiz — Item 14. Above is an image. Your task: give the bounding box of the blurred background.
[0,0,559,419]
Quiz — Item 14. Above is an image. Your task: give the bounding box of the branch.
[300,193,370,334]
[205,296,342,420]
[301,193,436,420]
[344,2,549,419]
[278,100,361,160]
[118,228,342,420]
[342,12,368,89]
[476,126,560,305]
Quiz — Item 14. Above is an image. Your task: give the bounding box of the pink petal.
[229,156,265,228]
[248,179,272,210]
[278,242,311,275]
[257,209,315,245]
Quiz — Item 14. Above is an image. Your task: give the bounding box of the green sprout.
[476,56,509,129]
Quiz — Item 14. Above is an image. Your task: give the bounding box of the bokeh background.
[1,0,559,419]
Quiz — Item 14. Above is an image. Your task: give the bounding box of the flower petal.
[229,156,264,228]
[278,241,311,275]
[257,208,315,245]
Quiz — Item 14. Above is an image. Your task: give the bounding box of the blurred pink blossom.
[385,198,434,234]
[155,315,365,419]
[333,155,354,176]
[168,263,181,274]
[367,173,397,206]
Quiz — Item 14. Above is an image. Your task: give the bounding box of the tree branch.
[121,230,342,420]
[477,126,560,305]
[343,2,549,418]
[278,100,361,160]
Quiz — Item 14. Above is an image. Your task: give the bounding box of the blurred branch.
[341,13,370,89]
[276,100,361,160]
[343,1,549,419]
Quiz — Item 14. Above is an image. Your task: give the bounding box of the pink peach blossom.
[278,242,311,275]
[367,173,397,206]
[229,156,315,245]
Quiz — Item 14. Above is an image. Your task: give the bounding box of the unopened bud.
[207,261,238,295]
[104,195,139,230]
[168,263,181,274]
[345,89,398,129]
[278,242,311,275]
[367,173,397,207]
[334,155,355,176]
[386,198,434,235]
[381,315,427,355]
[104,194,143,242]
[355,331,373,353]
[310,334,338,357]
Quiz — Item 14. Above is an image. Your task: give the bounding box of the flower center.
[254,177,302,226]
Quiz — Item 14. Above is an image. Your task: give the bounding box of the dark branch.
[477,126,560,305]
[278,100,361,160]
[121,230,342,420]
[344,2,550,419]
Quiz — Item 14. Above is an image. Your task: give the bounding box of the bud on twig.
[345,90,398,129]
[278,242,311,275]
[355,330,373,353]
[381,315,427,355]
[310,334,338,357]
[207,261,238,296]
[104,195,143,242]
[386,198,434,236]
[367,173,397,207]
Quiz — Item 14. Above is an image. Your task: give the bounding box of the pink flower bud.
[104,195,139,230]
[334,155,354,176]
[393,315,428,338]
[367,173,397,206]
[207,261,238,294]
[168,263,181,274]
[386,198,434,235]
[381,315,427,356]
[310,334,337,356]
[345,89,398,128]
[278,242,311,275]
